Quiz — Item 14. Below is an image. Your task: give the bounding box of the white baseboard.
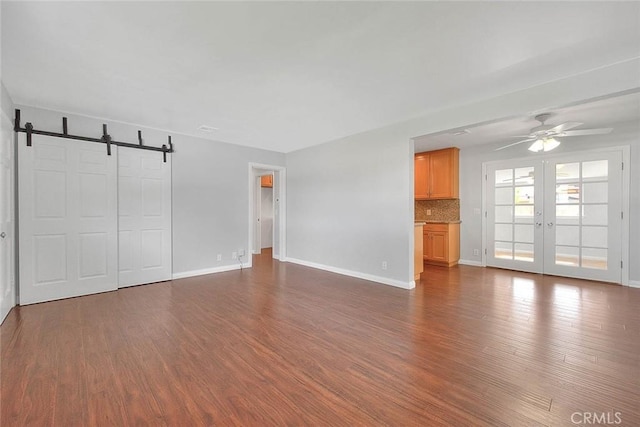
[283,257,415,290]
[172,262,250,280]
[0,287,16,324]
[0,304,14,325]
[458,259,483,267]
[628,280,640,288]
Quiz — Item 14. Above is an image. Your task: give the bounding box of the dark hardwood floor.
[2,250,639,426]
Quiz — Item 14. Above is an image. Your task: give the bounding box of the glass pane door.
[544,151,622,283]
[486,160,544,273]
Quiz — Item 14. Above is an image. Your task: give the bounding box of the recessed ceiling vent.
[198,125,219,132]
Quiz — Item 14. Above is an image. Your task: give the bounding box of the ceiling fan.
[495,113,613,152]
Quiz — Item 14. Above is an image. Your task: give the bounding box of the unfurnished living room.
[1,2,639,426]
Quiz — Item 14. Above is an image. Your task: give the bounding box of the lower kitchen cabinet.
[423,223,460,267]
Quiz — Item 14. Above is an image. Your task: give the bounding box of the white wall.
[286,126,415,288]
[13,105,285,280]
[172,137,284,275]
[260,186,273,249]
[285,59,640,288]
[458,121,640,283]
[1,82,16,323]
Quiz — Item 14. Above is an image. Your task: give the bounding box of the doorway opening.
[248,163,286,262]
[258,173,274,253]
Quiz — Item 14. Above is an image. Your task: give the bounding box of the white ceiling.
[2,2,640,153]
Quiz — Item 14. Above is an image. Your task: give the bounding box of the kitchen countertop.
[415,220,461,224]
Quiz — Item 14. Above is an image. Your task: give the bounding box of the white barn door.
[118,146,171,287]
[18,134,118,304]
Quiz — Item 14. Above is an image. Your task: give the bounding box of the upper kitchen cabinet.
[261,175,273,188]
[414,147,459,200]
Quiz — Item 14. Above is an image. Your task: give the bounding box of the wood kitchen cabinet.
[414,147,459,200]
[423,223,460,267]
[261,175,273,188]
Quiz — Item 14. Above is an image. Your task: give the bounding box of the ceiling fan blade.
[548,122,584,133]
[562,128,613,136]
[495,138,535,151]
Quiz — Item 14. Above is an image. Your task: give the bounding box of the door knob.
[547,222,554,227]
[535,222,542,228]
[0,232,5,239]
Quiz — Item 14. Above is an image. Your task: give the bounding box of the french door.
[486,159,544,274]
[486,150,623,283]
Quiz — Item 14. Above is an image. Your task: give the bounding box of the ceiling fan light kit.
[528,137,560,153]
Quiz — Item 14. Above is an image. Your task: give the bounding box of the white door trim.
[482,145,630,285]
[248,163,286,264]
[481,162,487,267]
[619,145,630,286]
[0,110,16,322]
[254,175,262,254]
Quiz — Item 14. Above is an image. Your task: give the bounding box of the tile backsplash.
[415,199,460,221]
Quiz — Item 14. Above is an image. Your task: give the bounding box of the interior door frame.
[0,108,16,321]
[482,145,630,285]
[248,163,286,263]
[254,175,262,254]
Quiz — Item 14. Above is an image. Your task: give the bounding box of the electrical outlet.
[232,252,237,260]
[473,249,480,256]
[382,261,388,270]
[426,209,432,216]
[238,249,245,257]
[217,254,222,261]
[474,208,481,215]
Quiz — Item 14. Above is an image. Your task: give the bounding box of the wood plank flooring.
[2,251,639,426]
